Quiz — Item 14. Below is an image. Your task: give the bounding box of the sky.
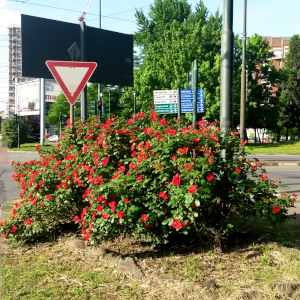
[1,0,300,111]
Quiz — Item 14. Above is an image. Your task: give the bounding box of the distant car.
[47,135,59,142]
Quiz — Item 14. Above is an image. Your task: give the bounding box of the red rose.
[73,216,78,221]
[206,174,214,181]
[272,206,280,213]
[141,214,148,222]
[232,132,239,136]
[145,224,152,228]
[98,195,104,203]
[97,206,103,212]
[2,233,7,238]
[208,158,214,163]
[45,195,51,200]
[117,212,125,219]
[11,226,17,233]
[102,213,108,220]
[182,222,187,226]
[136,174,143,181]
[172,156,177,161]
[189,185,197,194]
[25,219,32,225]
[171,173,181,186]
[260,174,268,180]
[123,199,129,204]
[235,168,241,174]
[175,223,182,230]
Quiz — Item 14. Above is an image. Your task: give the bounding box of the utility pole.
[98,0,102,122]
[192,59,198,128]
[40,78,46,144]
[80,22,87,121]
[220,0,234,132]
[133,92,136,116]
[240,0,247,141]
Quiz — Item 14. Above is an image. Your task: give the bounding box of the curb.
[6,150,37,153]
[253,161,300,167]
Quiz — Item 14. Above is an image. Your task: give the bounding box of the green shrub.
[0,111,296,246]
[1,118,29,148]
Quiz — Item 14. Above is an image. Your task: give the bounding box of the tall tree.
[279,34,300,137]
[121,0,222,121]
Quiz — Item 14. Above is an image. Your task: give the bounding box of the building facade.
[265,36,290,70]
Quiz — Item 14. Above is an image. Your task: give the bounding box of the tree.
[233,34,281,139]
[121,0,222,122]
[1,118,28,148]
[278,34,300,137]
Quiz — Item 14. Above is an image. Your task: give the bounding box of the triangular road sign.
[46,61,97,105]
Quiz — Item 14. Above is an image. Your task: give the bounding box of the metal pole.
[98,0,102,123]
[133,92,136,116]
[220,0,234,132]
[80,22,87,121]
[109,87,111,119]
[192,59,198,128]
[70,104,74,127]
[17,121,19,149]
[177,88,181,131]
[40,78,45,144]
[240,0,247,142]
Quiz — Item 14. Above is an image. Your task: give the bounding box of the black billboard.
[21,14,133,87]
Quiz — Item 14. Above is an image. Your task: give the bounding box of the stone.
[194,280,218,290]
[105,253,122,267]
[238,289,265,299]
[88,247,105,257]
[273,281,300,295]
[66,239,85,249]
[117,257,144,280]
[244,250,262,260]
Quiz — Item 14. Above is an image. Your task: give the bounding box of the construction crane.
[78,0,93,24]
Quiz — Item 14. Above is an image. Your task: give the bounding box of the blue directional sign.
[180,89,204,113]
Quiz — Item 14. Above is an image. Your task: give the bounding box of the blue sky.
[0,0,300,110]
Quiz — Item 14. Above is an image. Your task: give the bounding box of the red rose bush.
[0,110,295,246]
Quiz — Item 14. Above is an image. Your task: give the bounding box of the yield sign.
[46,61,97,105]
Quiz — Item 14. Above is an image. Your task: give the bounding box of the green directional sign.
[154,103,178,114]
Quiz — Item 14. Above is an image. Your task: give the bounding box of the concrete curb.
[253,161,300,167]
[6,150,37,153]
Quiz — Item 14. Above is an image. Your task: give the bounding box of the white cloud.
[0,1,21,34]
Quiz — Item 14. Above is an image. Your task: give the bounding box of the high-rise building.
[8,26,32,116]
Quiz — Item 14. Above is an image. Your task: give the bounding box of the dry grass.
[2,216,300,300]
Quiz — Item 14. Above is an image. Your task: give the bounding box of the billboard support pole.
[70,104,74,127]
[177,88,181,131]
[80,21,87,121]
[40,78,45,144]
[98,0,102,124]
[192,59,198,128]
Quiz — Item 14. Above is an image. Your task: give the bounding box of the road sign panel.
[180,89,204,113]
[46,61,97,105]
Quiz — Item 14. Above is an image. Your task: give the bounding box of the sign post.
[154,90,178,114]
[45,61,97,126]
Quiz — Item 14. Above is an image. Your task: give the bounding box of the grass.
[245,139,300,154]
[2,216,300,299]
[7,143,55,152]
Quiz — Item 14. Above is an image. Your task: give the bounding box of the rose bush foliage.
[0,110,296,245]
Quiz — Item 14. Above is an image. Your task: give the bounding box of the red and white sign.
[45,61,97,105]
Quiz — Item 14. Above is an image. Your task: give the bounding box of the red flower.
[25,219,32,225]
[97,206,103,212]
[235,168,241,174]
[45,195,51,200]
[159,191,168,200]
[11,160,15,166]
[294,212,297,217]
[206,174,214,181]
[171,173,181,186]
[172,156,177,161]
[159,118,166,125]
[150,106,155,110]
[73,216,78,221]
[232,132,239,136]
[192,203,197,208]
[102,157,109,167]
[241,140,247,146]
[185,164,194,171]
[292,193,297,198]
[102,213,108,220]
[208,158,214,163]
[141,214,148,222]
[189,185,197,194]
[98,195,104,203]
[175,223,182,230]
[272,206,280,213]
[117,211,125,219]
[109,201,116,208]
[123,198,129,204]
[2,233,7,238]
[11,226,17,232]
[182,222,187,226]
[136,174,143,181]
[260,174,268,180]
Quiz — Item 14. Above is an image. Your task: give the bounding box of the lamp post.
[133,91,136,116]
